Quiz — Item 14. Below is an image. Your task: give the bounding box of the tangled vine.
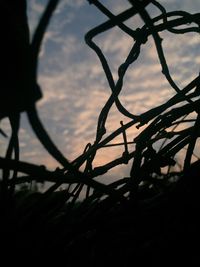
[1,0,200,205]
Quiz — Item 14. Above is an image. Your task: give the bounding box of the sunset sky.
[1,0,200,183]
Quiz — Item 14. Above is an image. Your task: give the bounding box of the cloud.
[58,0,84,9]
[154,0,200,13]
[105,0,131,14]
[13,0,200,178]
[27,0,83,40]
[27,0,48,35]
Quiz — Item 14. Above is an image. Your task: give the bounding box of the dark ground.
[1,161,200,266]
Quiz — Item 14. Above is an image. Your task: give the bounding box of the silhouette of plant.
[0,0,200,264]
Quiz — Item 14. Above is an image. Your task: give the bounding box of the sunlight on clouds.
[59,0,84,8]
[27,0,49,35]
[62,85,111,159]
[105,0,130,14]
[162,32,200,87]
[0,118,11,157]
[99,28,133,60]
[61,36,82,56]
[162,0,200,13]
[14,0,200,177]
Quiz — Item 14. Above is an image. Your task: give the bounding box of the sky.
[1,0,200,183]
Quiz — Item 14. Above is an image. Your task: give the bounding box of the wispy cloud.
[14,0,200,177]
[59,0,84,8]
